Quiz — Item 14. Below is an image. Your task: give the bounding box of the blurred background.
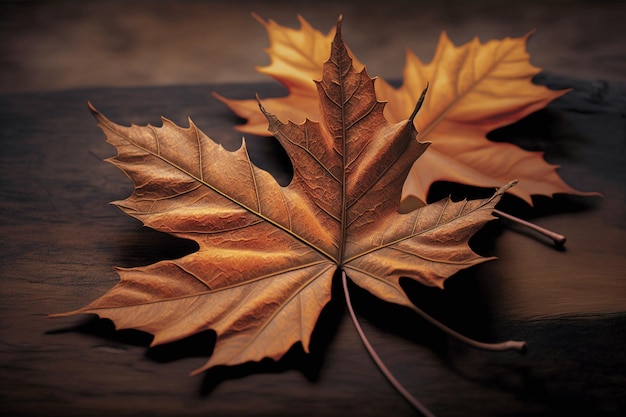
[1,0,625,94]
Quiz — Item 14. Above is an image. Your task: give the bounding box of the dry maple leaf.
[216,15,598,206]
[53,19,515,375]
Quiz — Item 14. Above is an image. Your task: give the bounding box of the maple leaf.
[53,19,514,374]
[216,15,598,206]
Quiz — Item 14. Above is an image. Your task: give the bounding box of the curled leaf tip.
[87,101,99,116]
[500,180,518,193]
[524,29,537,40]
[409,83,429,123]
[251,11,265,26]
[255,93,267,114]
[336,14,343,34]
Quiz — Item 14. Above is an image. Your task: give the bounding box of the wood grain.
[1,77,624,416]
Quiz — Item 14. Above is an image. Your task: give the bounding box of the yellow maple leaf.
[216,15,599,205]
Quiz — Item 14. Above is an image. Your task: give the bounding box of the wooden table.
[1,76,624,416]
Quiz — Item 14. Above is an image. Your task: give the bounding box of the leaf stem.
[409,303,527,353]
[493,209,566,246]
[342,272,437,417]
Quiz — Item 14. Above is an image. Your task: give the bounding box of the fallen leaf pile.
[54,18,515,374]
[217,14,598,206]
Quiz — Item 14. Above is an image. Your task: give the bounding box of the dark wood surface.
[1,76,624,417]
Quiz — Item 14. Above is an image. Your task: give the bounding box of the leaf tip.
[336,14,343,32]
[87,101,101,119]
[503,179,519,191]
[523,29,537,42]
[408,83,429,123]
[251,11,266,27]
[490,180,518,201]
[255,93,265,113]
[190,359,214,377]
[255,94,274,125]
[331,14,344,43]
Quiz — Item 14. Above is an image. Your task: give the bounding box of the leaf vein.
[99,119,337,262]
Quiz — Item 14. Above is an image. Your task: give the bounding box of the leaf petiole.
[342,270,527,416]
[342,271,437,417]
[409,302,527,353]
[493,209,566,246]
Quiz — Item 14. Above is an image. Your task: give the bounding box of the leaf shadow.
[348,267,501,358]
[487,107,591,160]
[244,133,293,187]
[49,271,346,397]
[346,278,450,353]
[344,267,539,405]
[426,182,599,251]
[426,105,601,222]
[428,181,598,216]
[198,274,346,397]
[110,225,199,268]
[208,105,294,187]
[339,219,538,392]
[47,316,220,369]
[47,316,154,347]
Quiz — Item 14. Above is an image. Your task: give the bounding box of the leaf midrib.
[418,39,520,141]
[87,260,332,310]
[343,198,497,265]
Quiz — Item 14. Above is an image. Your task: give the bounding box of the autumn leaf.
[53,19,514,374]
[216,15,598,206]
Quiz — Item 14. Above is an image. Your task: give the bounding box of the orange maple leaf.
[53,20,516,374]
[216,14,598,205]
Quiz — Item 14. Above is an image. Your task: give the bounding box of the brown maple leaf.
[216,15,598,206]
[53,19,514,374]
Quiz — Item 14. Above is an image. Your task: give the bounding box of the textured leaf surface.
[217,16,598,205]
[55,20,511,373]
